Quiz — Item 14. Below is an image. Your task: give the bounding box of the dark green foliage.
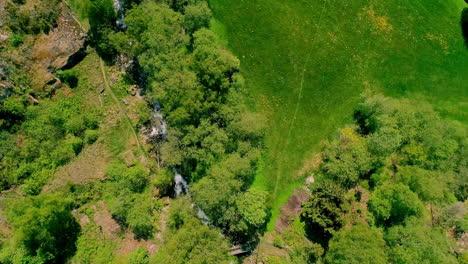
[300,180,346,244]
[153,168,174,197]
[384,218,458,264]
[1,194,80,263]
[369,182,423,226]
[86,0,117,60]
[9,34,23,47]
[325,224,388,264]
[57,69,79,88]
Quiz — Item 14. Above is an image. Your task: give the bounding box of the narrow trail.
[99,59,146,159]
[269,0,329,218]
[65,0,145,160]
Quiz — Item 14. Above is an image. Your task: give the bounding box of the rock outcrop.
[29,3,87,90]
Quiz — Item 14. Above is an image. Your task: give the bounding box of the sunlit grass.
[209,0,468,230]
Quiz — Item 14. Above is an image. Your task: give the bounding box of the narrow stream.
[147,104,211,225]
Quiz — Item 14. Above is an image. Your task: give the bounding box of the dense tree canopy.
[325,224,388,264]
[1,194,80,263]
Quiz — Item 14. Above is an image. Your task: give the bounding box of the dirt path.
[98,59,145,159]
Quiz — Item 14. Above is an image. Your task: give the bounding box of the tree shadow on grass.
[462,8,468,48]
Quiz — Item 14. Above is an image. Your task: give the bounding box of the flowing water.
[147,105,211,225]
[113,0,127,29]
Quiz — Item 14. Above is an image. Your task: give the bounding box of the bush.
[153,168,174,197]
[57,69,79,88]
[85,129,99,144]
[3,194,80,263]
[127,195,154,239]
[128,247,149,264]
[9,34,24,47]
[67,135,84,155]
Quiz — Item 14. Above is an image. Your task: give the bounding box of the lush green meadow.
[209,0,468,229]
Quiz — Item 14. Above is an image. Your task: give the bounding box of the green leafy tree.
[152,199,233,264]
[127,194,154,239]
[2,194,80,263]
[369,182,423,226]
[321,126,372,188]
[385,218,458,264]
[300,180,346,244]
[396,166,452,202]
[183,1,212,35]
[325,224,388,264]
[153,168,174,197]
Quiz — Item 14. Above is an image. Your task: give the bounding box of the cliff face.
[29,2,87,91]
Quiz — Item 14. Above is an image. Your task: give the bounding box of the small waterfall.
[173,170,212,225]
[149,103,167,138]
[146,103,211,225]
[113,0,127,29]
[174,170,189,196]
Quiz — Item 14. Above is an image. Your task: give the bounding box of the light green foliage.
[1,194,80,263]
[84,129,99,144]
[236,189,268,230]
[183,1,212,35]
[274,219,324,264]
[152,198,233,264]
[106,161,149,193]
[127,194,154,239]
[384,219,458,264]
[0,93,100,192]
[127,247,149,264]
[396,166,452,203]
[325,224,388,264]
[321,126,372,188]
[71,224,116,264]
[369,183,423,226]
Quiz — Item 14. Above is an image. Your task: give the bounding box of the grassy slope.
[209,0,468,230]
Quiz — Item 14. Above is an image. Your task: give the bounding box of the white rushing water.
[174,170,189,196]
[113,0,127,28]
[147,103,211,225]
[173,169,212,225]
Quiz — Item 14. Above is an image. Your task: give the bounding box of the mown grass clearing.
[209,0,468,230]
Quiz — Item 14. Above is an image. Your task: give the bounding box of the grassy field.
[209,0,468,230]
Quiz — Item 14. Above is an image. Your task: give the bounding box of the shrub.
[9,34,24,47]
[127,195,154,239]
[153,168,174,197]
[57,69,79,88]
[85,129,99,144]
[3,194,80,263]
[128,247,149,264]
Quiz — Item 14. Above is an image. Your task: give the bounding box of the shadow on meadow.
[462,8,468,48]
